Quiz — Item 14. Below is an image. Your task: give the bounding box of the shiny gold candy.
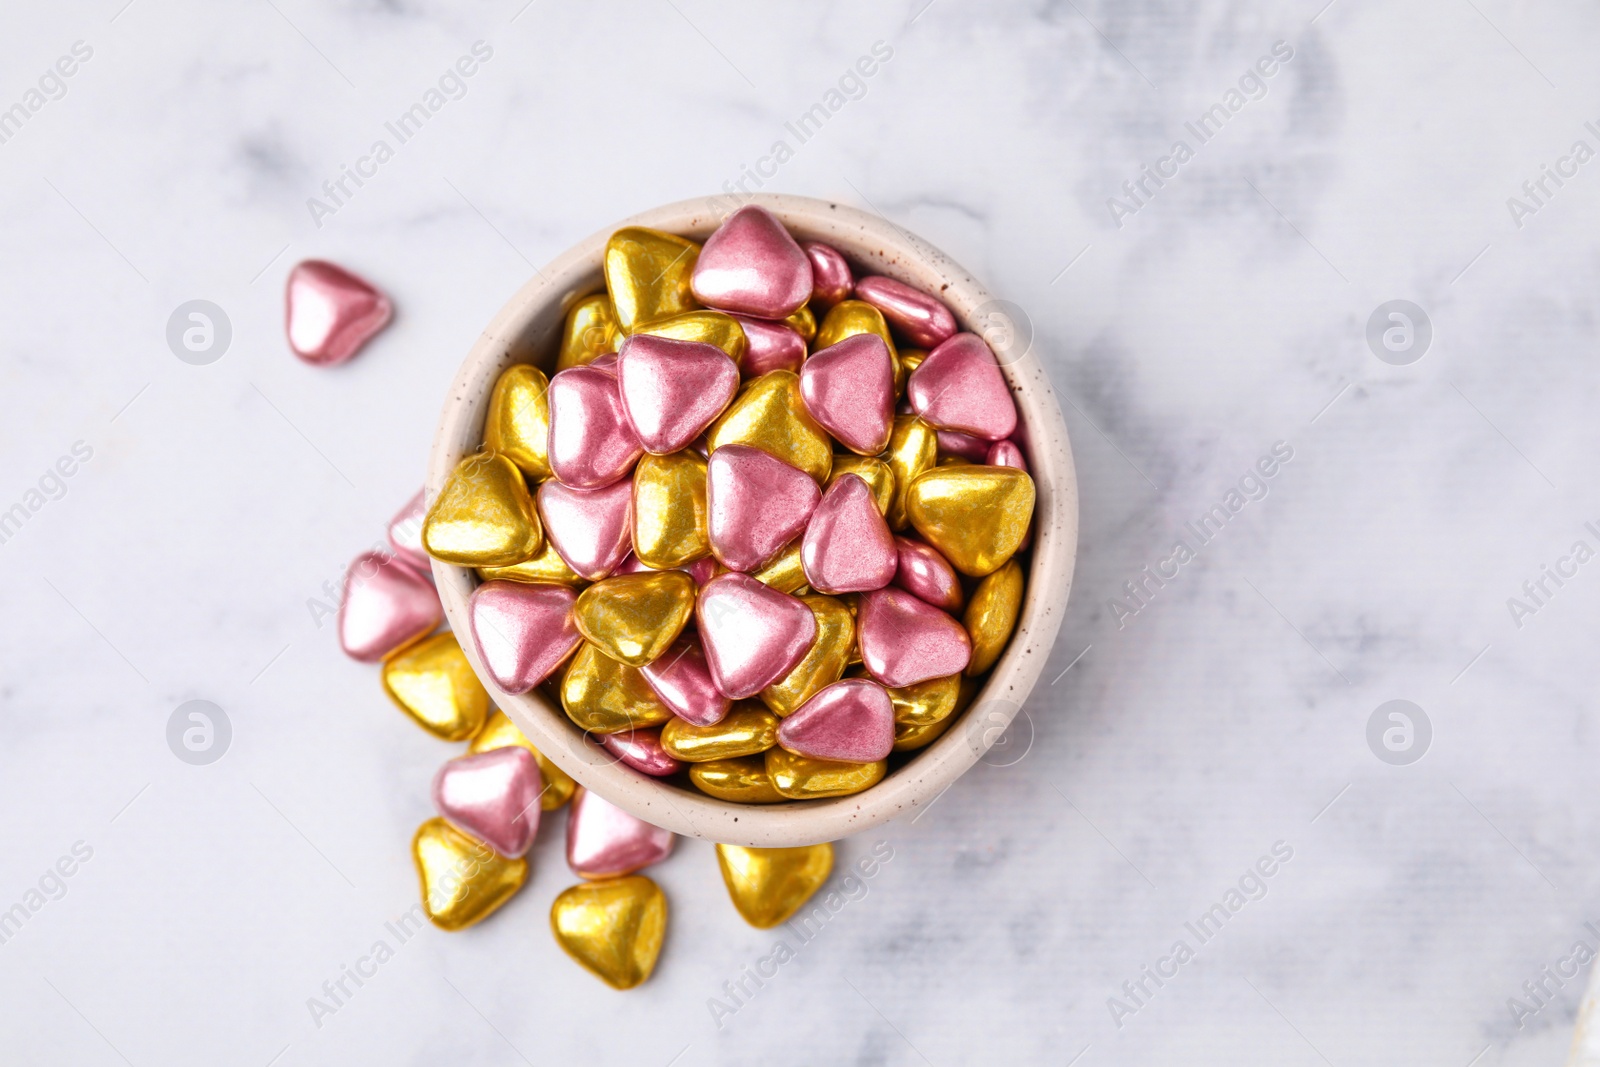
[561,642,676,734]
[887,673,961,727]
[483,364,552,480]
[550,875,667,990]
[760,595,854,715]
[632,451,709,569]
[898,347,927,376]
[784,303,816,343]
[716,843,833,928]
[477,541,587,588]
[706,371,832,483]
[423,452,542,567]
[469,709,578,810]
[938,455,970,467]
[750,539,807,594]
[660,703,779,762]
[906,465,1036,577]
[885,415,938,531]
[413,817,528,931]
[558,293,620,371]
[631,310,747,365]
[382,633,490,741]
[766,748,886,799]
[573,571,695,667]
[827,455,894,516]
[814,299,897,361]
[965,558,1024,675]
[688,756,786,803]
[605,227,700,334]
[892,712,957,752]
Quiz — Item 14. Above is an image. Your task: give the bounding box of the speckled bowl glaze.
[429,194,1077,847]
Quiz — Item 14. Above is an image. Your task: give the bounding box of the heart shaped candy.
[547,365,643,488]
[730,314,807,377]
[432,747,543,858]
[697,573,818,699]
[801,474,898,595]
[285,260,392,366]
[906,333,1017,441]
[573,571,696,667]
[854,275,957,349]
[468,580,581,694]
[566,788,675,878]
[707,444,820,572]
[892,536,964,613]
[717,843,833,928]
[413,818,527,931]
[599,729,683,777]
[640,636,731,726]
[777,678,894,762]
[338,550,440,662]
[801,241,853,310]
[616,334,739,454]
[538,478,634,580]
[857,587,972,687]
[799,333,895,455]
[550,875,667,990]
[690,205,813,319]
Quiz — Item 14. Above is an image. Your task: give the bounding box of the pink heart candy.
[731,314,807,378]
[892,536,964,613]
[707,444,820,572]
[937,429,991,463]
[567,787,675,878]
[432,747,542,858]
[285,260,393,366]
[696,573,818,699]
[801,474,897,595]
[547,365,643,488]
[387,489,431,572]
[777,678,894,763]
[857,587,972,687]
[616,334,739,454]
[468,580,581,694]
[802,240,853,311]
[854,275,957,349]
[599,728,683,777]
[338,550,441,662]
[537,478,633,580]
[907,333,1017,442]
[690,206,813,319]
[799,333,894,455]
[615,553,718,588]
[640,636,731,726]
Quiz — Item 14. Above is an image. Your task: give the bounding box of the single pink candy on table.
[615,553,718,588]
[731,314,807,378]
[285,260,393,366]
[696,573,818,699]
[801,474,897,595]
[616,334,739,454]
[387,489,431,572]
[599,729,684,777]
[337,550,441,662]
[640,636,731,726]
[567,788,675,879]
[691,205,813,319]
[907,333,1018,442]
[857,587,972,687]
[432,747,542,859]
[937,430,991,463]
[706,444,820,572]
[777,678,894,763]
[799,333,895,455]
[468,580,581,694]
[802,240,853,310]
[892,536,964,613]
[547,365,643,488]
[537,478,633,580]
[854,275,957,349]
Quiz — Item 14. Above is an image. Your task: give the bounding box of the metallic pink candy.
[468,580,581,694]
[802,240,853,310]
[801,474,897,595]
[907,333,1017,441]
[777,679,894,763]
[691,206,813,319]
[599,729,683,777]
[799,333,895,455]
[285,260,392,366]
[706,444,820,572]
[547,365,642,488]
[937,430,991,463]
[537,478,634,580]
[892,536,964,613]
[732,314,807,377]
[640,636,731,726]
[387,489,430,572]
[857,587,972,687]
[432,747,542,858]
[854,275,957,349]
[987,439,1028,470]
[616,334,739,454]
[696,573,817,699]
[338,550,441,662]
[567,788,675,878]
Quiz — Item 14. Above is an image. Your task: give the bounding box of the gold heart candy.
[558,293,620,371]
[660,703,780,762]
[885,415,938,531]
[469,709,577,810]
[560,642,674,734]
[751,539,807,595]
[784,303,816,343]
[761,595,853,715]
[906,465,1035,577]
[483,364,552,480]
[477,541,587,588]
[631,310,747,364]
[688,756,786,804]
[382,633,490,741]
[605,227,700,334]
[716,843,833,929]
[550,875,667,990]
[828,455,895,516]
[574,571,696,667]
[765,749,886,799]
[413,817,528,931]
[815,299,897,361]
[965,558,1024,675]
[706,371,832,484]
[894,676,980,752]
[886,673,961,727]
[423,452,542,567]
[632,451,709,569]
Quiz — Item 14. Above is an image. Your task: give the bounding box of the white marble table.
[2,1,1597,1063]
